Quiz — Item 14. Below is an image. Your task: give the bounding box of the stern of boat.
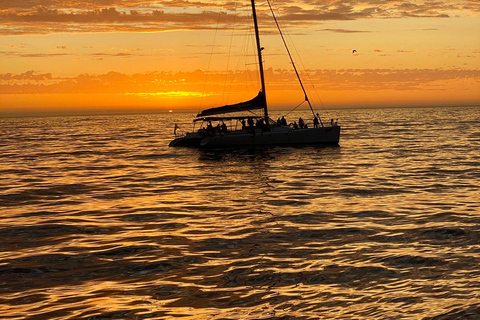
[169,132,204,147]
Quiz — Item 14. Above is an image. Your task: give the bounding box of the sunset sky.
[1,0,479,115]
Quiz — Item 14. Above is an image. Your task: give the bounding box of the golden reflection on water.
[0,107,479,319]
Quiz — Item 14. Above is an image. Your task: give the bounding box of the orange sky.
[1,0,479,116]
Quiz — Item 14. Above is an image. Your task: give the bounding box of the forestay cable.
[266,0,316,119]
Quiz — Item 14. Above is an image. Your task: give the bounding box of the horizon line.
[1,104,479,118]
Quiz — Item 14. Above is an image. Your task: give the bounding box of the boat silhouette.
[169,0,341,148]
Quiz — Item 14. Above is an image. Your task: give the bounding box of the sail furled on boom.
[197,92,266,117]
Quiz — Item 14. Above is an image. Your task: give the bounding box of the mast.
[266,0,316,119]
[250,0,268,121]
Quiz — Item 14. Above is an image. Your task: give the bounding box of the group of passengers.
[201,113,337,136]
[206,121,228,135]
[289,117,308,129]
[276,113,325,129]
[240,118,268,131]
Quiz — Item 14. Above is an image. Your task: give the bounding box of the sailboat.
[169,0,340,148]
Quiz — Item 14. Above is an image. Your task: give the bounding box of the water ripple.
[1,107,479,319]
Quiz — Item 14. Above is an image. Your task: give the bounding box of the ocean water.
[1,106,479,320]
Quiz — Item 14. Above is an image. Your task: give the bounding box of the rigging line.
[251,0,268,120]
[200,10,223,112]
[242,5,259,95]
[231,8,247,90]
[228,1,253,98]
[266,0,316,119]
[240,4,256,96]
[271,1,332,119]
[286,33,331,118]
[284,101,306,117]
[223,0,239,106]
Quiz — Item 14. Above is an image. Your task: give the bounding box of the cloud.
[0,1,152,10]
[3,44,26,49]
[321,28,371,33]
[0,0,475,35]
[0,48,145,59]
[1,68,478,94]
[274,0,464,21]
[0,50,69,57]
[90,52,139,57]
[0,70,53,81]
[395,2,452,18]
[0,6,240,35]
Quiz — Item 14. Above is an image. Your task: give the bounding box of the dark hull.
[169,134,204,147]
[169,125,340,148]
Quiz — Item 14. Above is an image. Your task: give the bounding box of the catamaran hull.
[169,133,204,147]
[169,126,340,148]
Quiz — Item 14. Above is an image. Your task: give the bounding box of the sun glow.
[0,1,479,116]
[129,91,208,98]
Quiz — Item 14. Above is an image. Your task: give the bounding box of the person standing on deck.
[299,117,305,128]
[316,113,323,127]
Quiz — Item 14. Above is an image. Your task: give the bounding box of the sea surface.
[1,106,479,320]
